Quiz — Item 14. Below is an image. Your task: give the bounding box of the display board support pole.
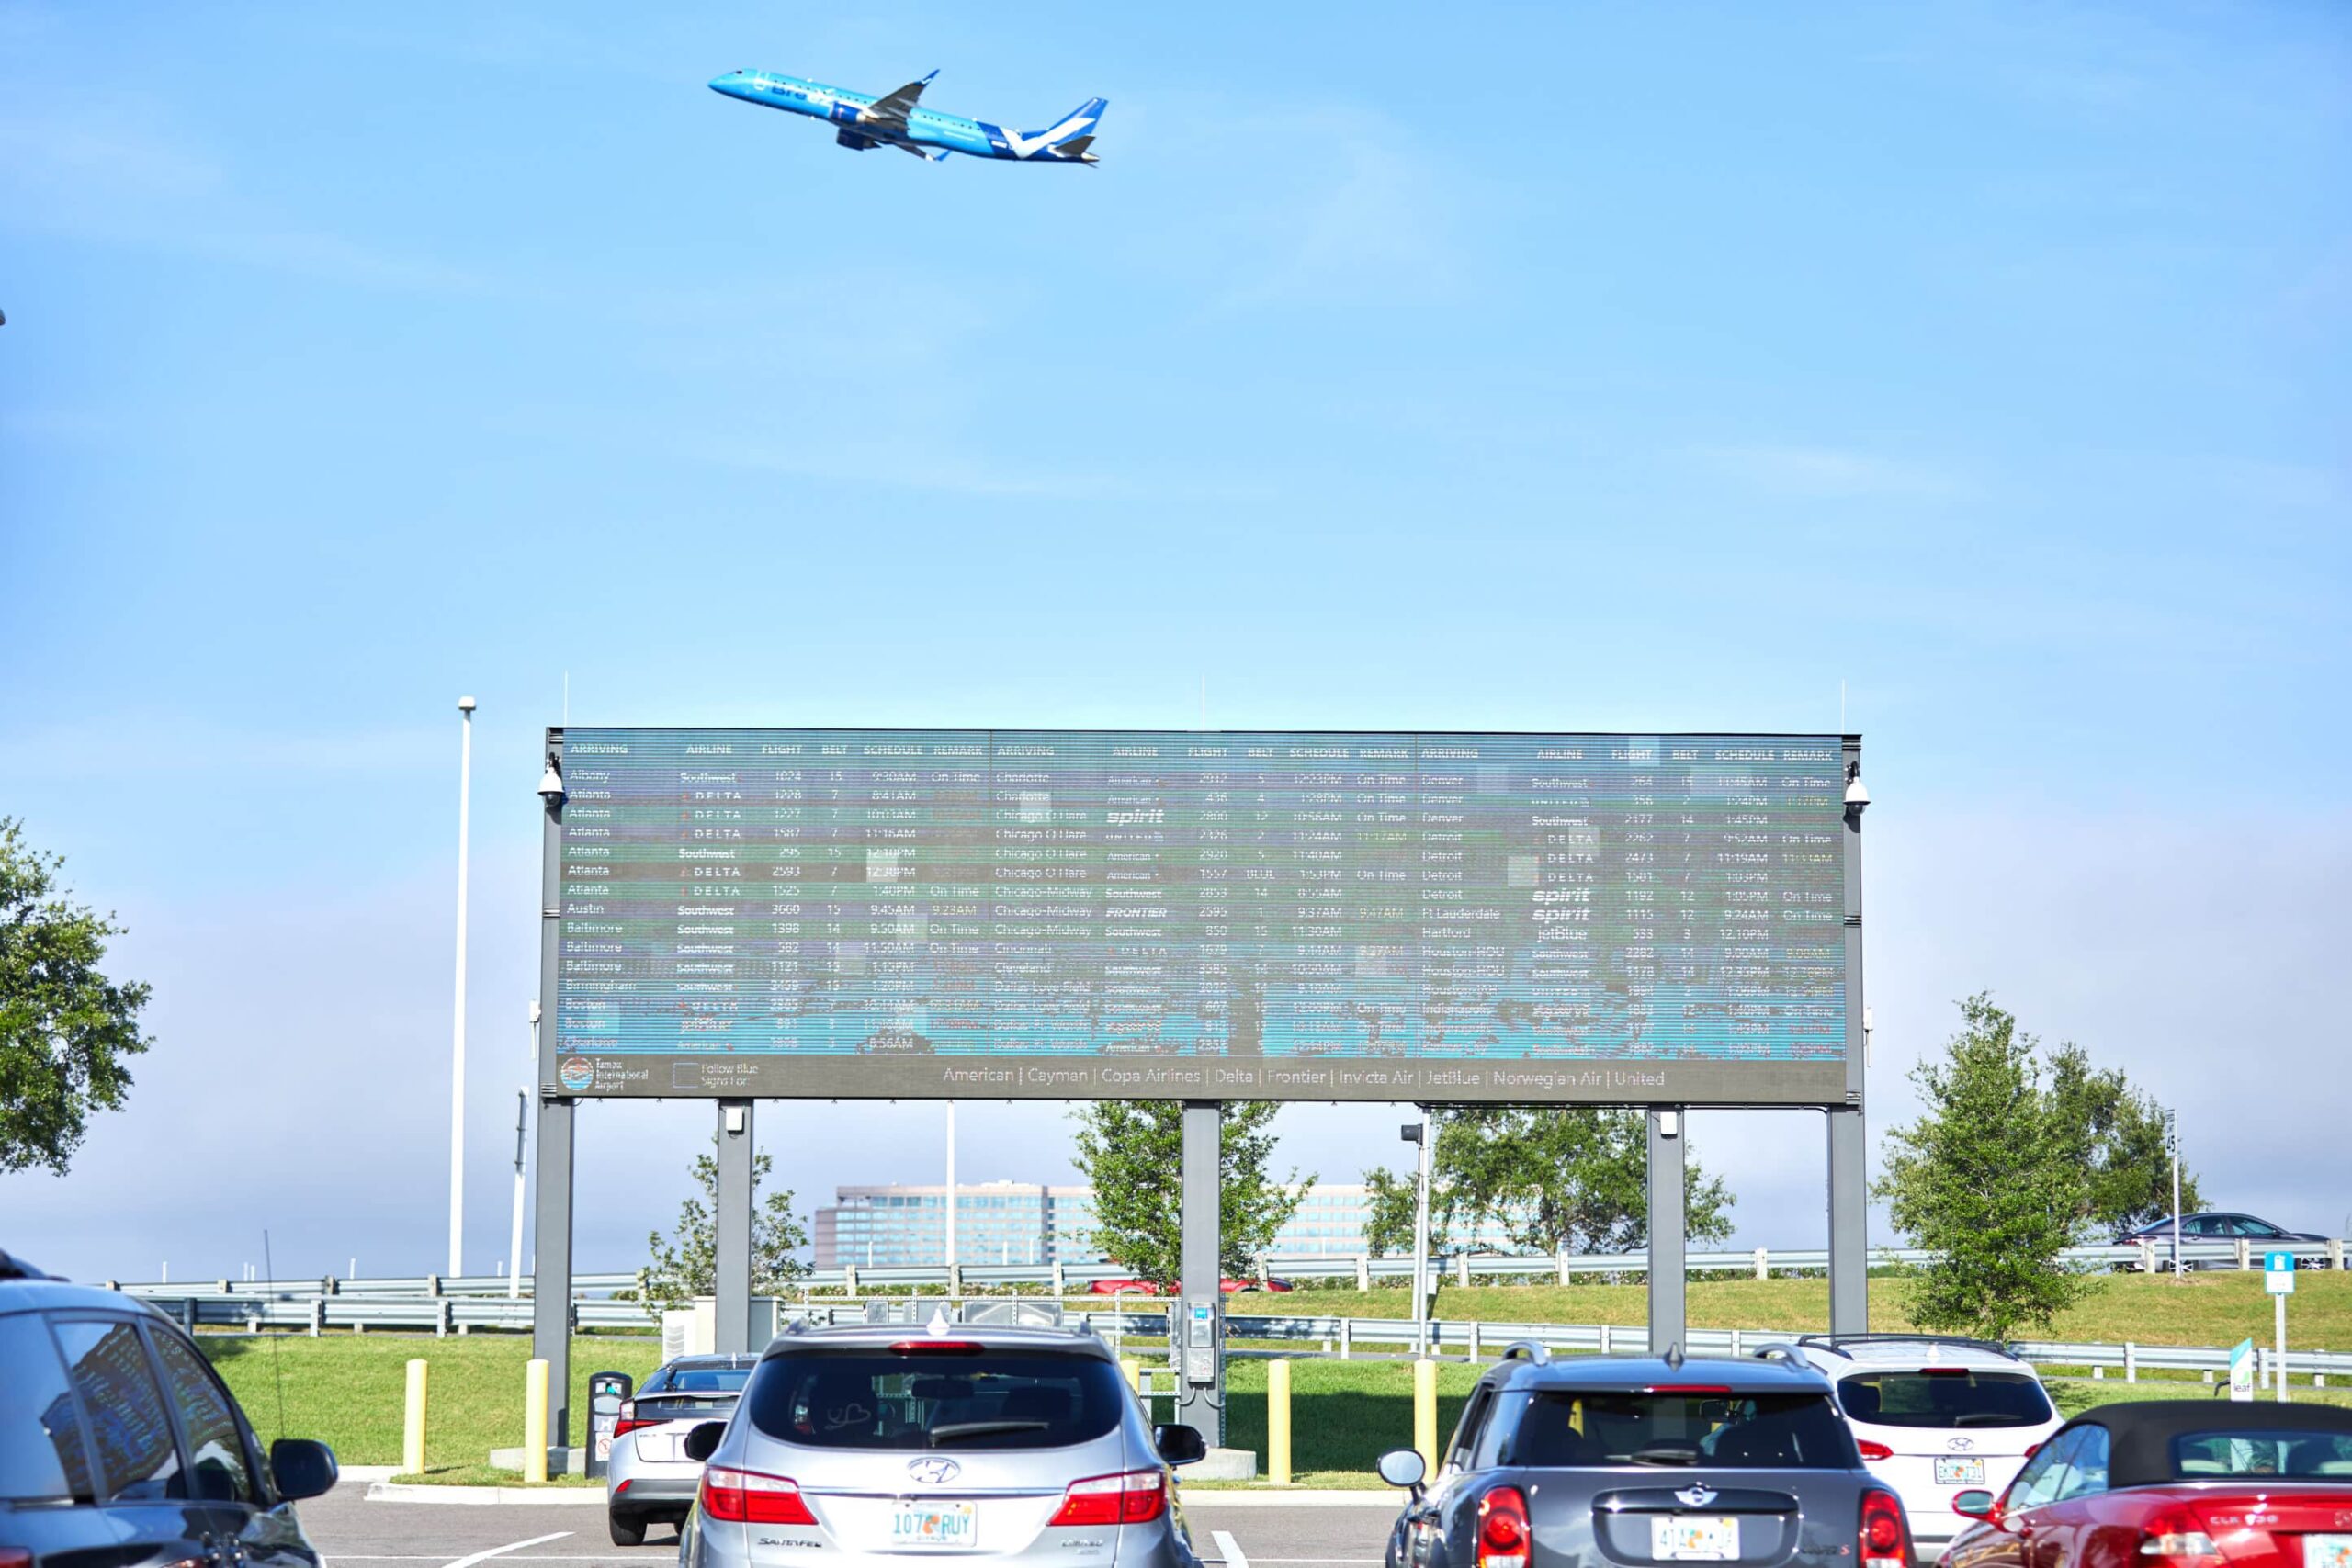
[716,1100,754,1353]
[530,1095,574,1444]
[1827,1108,1868,1333]
[1828,733,1870,1336]
[529,737,573,1442]
[1647,1109,1686,1359]
[1176,1100,1223,1448]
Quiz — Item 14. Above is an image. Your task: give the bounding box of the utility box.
[665,1297,787,1359]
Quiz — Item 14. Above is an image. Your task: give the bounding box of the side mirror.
[684,1421,726,1463]
[1378,1448,1427,1496]
[1153,1424,1208,1466]
[1951,1489,1997,1522]
[269,1438,339,1501]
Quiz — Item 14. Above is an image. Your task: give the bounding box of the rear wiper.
[1628,1442,1702,1466]
[927,1419,1051,1446]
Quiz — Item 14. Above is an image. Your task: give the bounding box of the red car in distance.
[1081,1278,1295,1295]
[1943,1400,2352,1568]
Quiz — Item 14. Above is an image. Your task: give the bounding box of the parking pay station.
[586,1371,634,1479]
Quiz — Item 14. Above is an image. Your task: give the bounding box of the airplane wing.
[857,70,937,131]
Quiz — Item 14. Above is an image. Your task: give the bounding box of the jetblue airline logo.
[1001,112,1094,157]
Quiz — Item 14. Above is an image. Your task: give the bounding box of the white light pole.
[1404,1109,1433,1356]
[2171,1107,2183,1282]
[945,1102,958,1286]
[448,695,476,1280]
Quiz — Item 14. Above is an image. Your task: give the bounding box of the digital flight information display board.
[545,729,1856,1104]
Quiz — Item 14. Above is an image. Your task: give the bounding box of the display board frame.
[536,727,1864,1108]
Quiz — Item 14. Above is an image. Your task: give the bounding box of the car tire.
[609,1513,647,1547]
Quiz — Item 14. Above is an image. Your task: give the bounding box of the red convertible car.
[1943,1400,2352,1568]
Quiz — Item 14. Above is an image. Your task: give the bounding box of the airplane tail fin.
[1024,96,1105,157]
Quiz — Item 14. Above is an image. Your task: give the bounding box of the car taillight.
[698,1465,816,1526]
[2136,1506,2224,1567]
[1477,1484,1531,1568]
[888,1339,985,1356]
[613,1402,660,1438]
[1858,1439,1894,1460]
[1,1549,30,1568]
[2023,1440,2043,1459]
[1861,1488,1909,1568]
[1049,1469,1166,1526]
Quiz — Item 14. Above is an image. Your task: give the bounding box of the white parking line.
[440,1532,573,1568]
[1212,1529,1250,1568]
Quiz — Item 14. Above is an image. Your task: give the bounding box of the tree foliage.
[0,818,154,1176]
[1070,1100,1309,1285]
[1876,994,2092,1337]
[643,1138,808,1308]
[1362,1107,1736,1258]
[2045,1043,2200,1234]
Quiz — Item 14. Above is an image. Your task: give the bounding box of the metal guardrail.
[128,1287,2349,1385]
[102,1236,2344,1303]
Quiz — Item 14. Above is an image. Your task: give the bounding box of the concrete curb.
[365,1483,605,1506]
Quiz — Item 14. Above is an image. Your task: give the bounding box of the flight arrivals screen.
[547,729,1855,1104]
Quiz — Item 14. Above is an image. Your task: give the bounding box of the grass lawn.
[1249,1271,2352,1350]
[198,1334,662,1471]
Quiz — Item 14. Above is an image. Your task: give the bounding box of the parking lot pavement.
[299,1478,1395,1568]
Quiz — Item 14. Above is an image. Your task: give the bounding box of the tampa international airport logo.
[559,1056,595,1091]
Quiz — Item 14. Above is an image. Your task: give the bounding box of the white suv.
[1782,1334,2064,1559]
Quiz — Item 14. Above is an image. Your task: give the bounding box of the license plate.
[2306,1535,2352,1568]
[1654,1517,1740,1561]
[1935,1458,1985,1486]
[891,1501,978,1550]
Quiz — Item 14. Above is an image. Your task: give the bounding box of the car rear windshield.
[1838,1371,2052,1429]
[2173,1431,2352,1480]
[645,1366,752,1394]
[744,1348,1125,1451]
[1507,1390,1858,1469]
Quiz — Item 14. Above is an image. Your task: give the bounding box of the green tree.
[1362,1107,1735,1257]
[0,818,154,1175]
[2045,1042,2201,1235]
[1070,1100,1309,1285]
[643,1138,808,1308]
[1876,994,2090,1337]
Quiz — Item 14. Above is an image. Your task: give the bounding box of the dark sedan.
[2,1255,341,1568]
[2115,1213,2335,1269]
[1381,1344,1914,1568]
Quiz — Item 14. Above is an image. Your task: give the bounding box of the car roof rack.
[1751,1343,1806,1367]
[1793,1333,2017,1359]
[1499,1339,1551,1365]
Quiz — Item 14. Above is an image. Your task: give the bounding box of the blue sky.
[3,1,2347,1281]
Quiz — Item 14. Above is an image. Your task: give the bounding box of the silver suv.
[678,1312,1207,1568]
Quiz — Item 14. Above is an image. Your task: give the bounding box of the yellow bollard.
[524,1359,550,1484]
[1269,1359,1293,1486]
[401,1359,428,1476]
[1413,1356,1438,1475]
[1120,1357,1142,1393]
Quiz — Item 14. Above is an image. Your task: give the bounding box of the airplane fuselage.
[708,71,1100,163]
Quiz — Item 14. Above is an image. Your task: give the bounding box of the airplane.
[708,67,1103,164]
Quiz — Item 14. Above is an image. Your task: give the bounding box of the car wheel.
[609,1513,647,1546]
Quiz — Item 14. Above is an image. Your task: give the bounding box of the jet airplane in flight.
[709,68,1103,164]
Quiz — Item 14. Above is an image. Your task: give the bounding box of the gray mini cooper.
[1381,1345,1915,1568]
[677,1313,1207,1568]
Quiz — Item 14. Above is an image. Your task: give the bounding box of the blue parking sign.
[2266,1250,2296,1294]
